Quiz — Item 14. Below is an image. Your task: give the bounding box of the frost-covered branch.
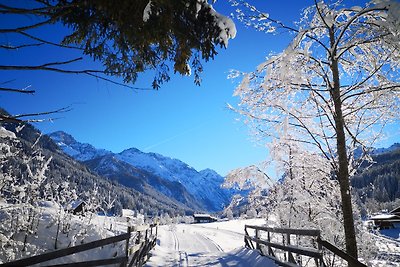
[333,6,389,53]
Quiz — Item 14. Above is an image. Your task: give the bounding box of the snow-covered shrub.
[246,208,257,219]
[0,127,52,260]
[225,208,234,220]
[0,126,122,264]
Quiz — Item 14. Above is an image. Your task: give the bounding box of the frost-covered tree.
[225,207,234,220]
[246,207,257,218]
[0,127,52,259]
[224,164,274,217]
[270,141,378,265]
[230,0,400,259]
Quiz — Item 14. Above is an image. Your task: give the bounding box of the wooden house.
[193,214,218,223]
[70,200,86,215]
[369,210,400,229]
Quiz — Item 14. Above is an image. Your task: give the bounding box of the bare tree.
[230,0,399,261]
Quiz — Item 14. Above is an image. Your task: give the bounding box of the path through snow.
[144,219,277,267]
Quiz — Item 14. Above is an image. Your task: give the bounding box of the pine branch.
[0,3,53,15]
[0,19,53,33]
[0,87,35,94]
[17,32,83,51]
[0,43,44,49]
[0,59,153,91]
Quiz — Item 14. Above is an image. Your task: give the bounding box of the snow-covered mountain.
[48,131,112,161]
[48,131,234,212]
[115,148,233,211]
[84,154,205,211]
[373,143,400,155]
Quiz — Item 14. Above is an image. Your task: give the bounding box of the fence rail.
[0,223,158,267]
[245,225,324,267]
[244,225,367,267]
[126,224,158,267]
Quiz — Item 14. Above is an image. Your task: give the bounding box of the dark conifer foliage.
[352,147,400,211]
[0,0,235,89]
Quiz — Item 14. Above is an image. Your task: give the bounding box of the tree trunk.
[330,54,358,262]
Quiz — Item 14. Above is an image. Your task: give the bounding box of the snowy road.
[144,219,277,267]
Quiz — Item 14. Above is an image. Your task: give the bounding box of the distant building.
[122,209,136,218]
[121,209,145,225]
[369,207,400,229]
[193,214,217,223]
[68,200,86,215]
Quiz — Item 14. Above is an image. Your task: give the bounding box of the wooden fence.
[0,223,158,267]
[126,224,158,267]
[244,225,367,267]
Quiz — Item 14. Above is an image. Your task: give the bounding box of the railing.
[244,225,367,267]
[126,224,158,267]
[244,225,324,267]
[0,223,158,267]
[316,238,367,267]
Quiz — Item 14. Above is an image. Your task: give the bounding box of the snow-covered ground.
[0,201,127,265]
[3,201,400,267]
[2,199,277,267]
[145,218,277,267]
[371,232,400,267]
[145,218,400,267]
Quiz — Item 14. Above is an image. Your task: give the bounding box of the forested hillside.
[1,110,197,217]
[352,146,400,214]
[48,131,234,212]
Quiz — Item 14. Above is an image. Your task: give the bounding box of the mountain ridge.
[0,121,195,216]
[48,131,234,212]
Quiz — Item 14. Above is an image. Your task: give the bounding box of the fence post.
[124,226,131,267]
[296,234,302,265]
[282,234,287,262]
[267,230,274,256]
[136,230,141,244]
[317,235,323,267]
[255,229,260,251]
[286,233,290,262]
[287,232,297,264]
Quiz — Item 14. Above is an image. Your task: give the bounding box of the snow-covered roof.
[122,209,135,217]
[69,200,84,210]
[370,214,399,220]
[193,213,212,217]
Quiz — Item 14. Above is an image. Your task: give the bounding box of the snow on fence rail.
[244,225,366,267]
[0,223,158,267]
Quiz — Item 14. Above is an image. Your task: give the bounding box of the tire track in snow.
[197,232,224,252]
[172,228,179,252]
[171,228,190,266]
[190,224,245,238]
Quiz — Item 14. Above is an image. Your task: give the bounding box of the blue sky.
[1,0,398,176]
